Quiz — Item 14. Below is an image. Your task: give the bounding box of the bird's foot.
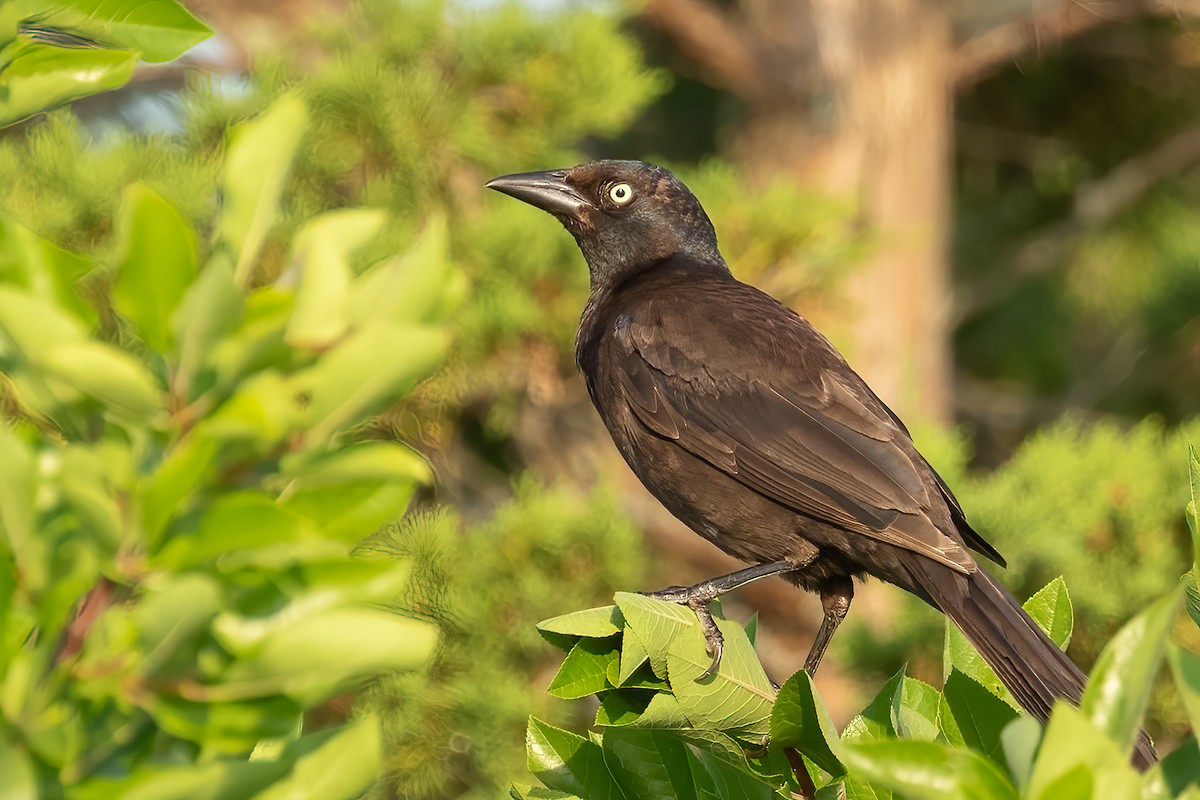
[642,584,724,679]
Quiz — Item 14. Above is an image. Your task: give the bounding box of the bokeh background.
[5,0,1200,796]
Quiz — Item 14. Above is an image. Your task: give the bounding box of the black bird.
[486,160,1155,769]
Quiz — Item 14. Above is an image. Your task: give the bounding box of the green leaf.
[614,592,701,681]
[348,213,464,326]
[0,427,39,589]
[217,609,436,704]
[597,692,692,729]
[942,670,1018,764]
[769,669,845,777]
[943,577,1073,709]
[12,0,211,62]
[527,717,625,800]
[1141,737,1200,800]
[42,340,163,422]
[0,213,96,325]
[691,747,778,799]
[1081,587,1181,755]
[619,628,652,684]
[143,695,302,752]
[547,637,621,700]
[112,183,198,352]
[296,324,448,444]
[1168,644,1200,734]
[843,669,903,743]
[1027,704,1139,800]
[539,605,625,640]
[999,715,1042,795]
[284,208,386,350]
[0,38,136,127]
[173,257,244,400]
[140,435,218,547]
[841,740,1018,800]
[666,615,774,739]
[219,94,308,286]
[254,716,382,800]
[0,737,37,800]
[891,676,942,743]
[602,728,697,800]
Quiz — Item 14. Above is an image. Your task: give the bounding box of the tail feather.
[903,560,1157,771]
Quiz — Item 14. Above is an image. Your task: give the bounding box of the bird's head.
[486,160,724,288]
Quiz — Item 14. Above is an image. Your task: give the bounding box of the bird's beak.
[485,170,593,220]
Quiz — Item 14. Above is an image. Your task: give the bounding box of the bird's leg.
[644,559,804,679]
[803,579,854,675]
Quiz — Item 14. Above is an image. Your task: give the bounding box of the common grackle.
[487,160,1156,769]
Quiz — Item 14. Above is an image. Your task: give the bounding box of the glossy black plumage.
[487,159,1155,769]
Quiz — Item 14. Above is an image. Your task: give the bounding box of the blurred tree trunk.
[643,0,954,422]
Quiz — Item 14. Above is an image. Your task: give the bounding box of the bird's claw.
[641,585,725,680]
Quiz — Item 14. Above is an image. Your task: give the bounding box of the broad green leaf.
[691,747,777,800]
[843,669,903,743]
[1168,644,1200,733]
[0,737,37,800]
[1028,704,1139,800]
[891,676,942,742]
[1141,737,1200,800]
[217,609,435,704]
[131,573,221,660]
[527,717,625,800]
[944,577,1073,709]
[602,728,697,800]
[999,715,1042,795]
[213,560,413,655]
[1082,587,1181,755]
[12,0,211,62]
[254,716,381,800]
[42,340,163,422]
[0,285,85,355]
[143,695,302,752]
[942,670,1018,764]
[547,637,621,700]
[140,435,218,547]
[280,441,431,487]
[510,786,584,800]
[68,758,287,800]
[202,370,297,450]
[348,213,465,326]
[284,208,386,350]
[539,605,624,640]
[597,692,691,729]
[154,492,316,569]
[614,593,700,680]
[173,257,244,400]
[0,38,136,127]
[112,184,198,352]
[667,616,774,738]
[0,427,37,585]
[297,324,447,444]
[219,94,308,286]
[619,628,652,684]
[841,740,1018,800]
[769,670,844,777]
[0,214,95,325]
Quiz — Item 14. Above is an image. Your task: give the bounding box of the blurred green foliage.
[358,480,642,799]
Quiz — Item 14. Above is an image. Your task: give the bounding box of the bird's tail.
[901,559,1157,771]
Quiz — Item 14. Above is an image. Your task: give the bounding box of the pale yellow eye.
[608,183,634,205]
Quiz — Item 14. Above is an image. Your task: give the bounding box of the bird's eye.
[608,183,634,205]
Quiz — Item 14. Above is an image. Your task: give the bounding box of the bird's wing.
[613,294,976,574]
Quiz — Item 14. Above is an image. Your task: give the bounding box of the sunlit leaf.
[942,670,1018,765]
[0,214,96,325]
[547,637,620,700]
[527,717,625,800]
[769,669,844,777]
[112,184,198,352]
[42,340,163,423]
[254,716,381,800]
[0,38,136,127]
[1081,587,1181,755]
[1027,703,1139,800]
[219,95,308,286]
[841,740,1017,800]
[602,728,697,800]
[284,209,386,350]
[12,0,211,62]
